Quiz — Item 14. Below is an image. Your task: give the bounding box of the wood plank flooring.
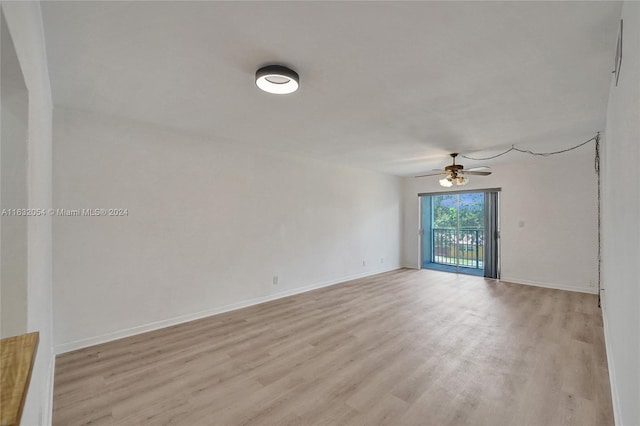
[53,269,613,425]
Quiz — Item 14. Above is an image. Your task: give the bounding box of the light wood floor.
[53,269,613,425]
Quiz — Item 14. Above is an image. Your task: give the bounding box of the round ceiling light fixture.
[255,65,299,95]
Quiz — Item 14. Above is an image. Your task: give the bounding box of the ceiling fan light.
[416,153,489,186]
[439,177,453,188]
[456,176,469,186]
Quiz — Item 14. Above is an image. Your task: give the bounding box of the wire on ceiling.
[460,134,598,161]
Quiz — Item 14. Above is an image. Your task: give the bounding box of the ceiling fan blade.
[467,166,491,171]
[415,171,448,178]
[462,170,492,176]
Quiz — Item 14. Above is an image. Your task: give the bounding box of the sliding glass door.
[420,190,499,278]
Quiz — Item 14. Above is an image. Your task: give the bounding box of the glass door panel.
[421,192,485,275]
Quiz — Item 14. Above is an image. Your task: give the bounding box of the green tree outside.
[432,193,484,229]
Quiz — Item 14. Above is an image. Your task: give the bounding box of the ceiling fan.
[415,153,491,187]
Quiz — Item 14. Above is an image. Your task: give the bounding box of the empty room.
[1,1,638,425]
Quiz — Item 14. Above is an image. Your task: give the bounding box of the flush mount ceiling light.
[255,65,299,94]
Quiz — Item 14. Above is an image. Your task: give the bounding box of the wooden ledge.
[1,332,39,426]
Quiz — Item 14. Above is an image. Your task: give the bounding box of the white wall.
[53,107,402,352]
[0,2,54,425]
[1,11,29,338]
[402,147,599,293]
[602,3,640,425]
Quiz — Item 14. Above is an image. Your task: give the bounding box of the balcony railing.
[432,228,484,269]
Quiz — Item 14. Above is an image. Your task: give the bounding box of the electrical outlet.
[273,275,279,285]
[362,260,366,267]
[380,257,384,264]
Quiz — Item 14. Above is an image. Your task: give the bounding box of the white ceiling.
[41,1,622,176]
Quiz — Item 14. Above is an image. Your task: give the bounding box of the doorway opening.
[420,190,500,278]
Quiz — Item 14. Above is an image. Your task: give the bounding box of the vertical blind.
[483,191,500,279]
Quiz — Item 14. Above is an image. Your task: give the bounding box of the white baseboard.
[499,276,597,295]
[401,264,419,270]
[404,269,596,294]
[54,266,401,354]
[601,299,621,426]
